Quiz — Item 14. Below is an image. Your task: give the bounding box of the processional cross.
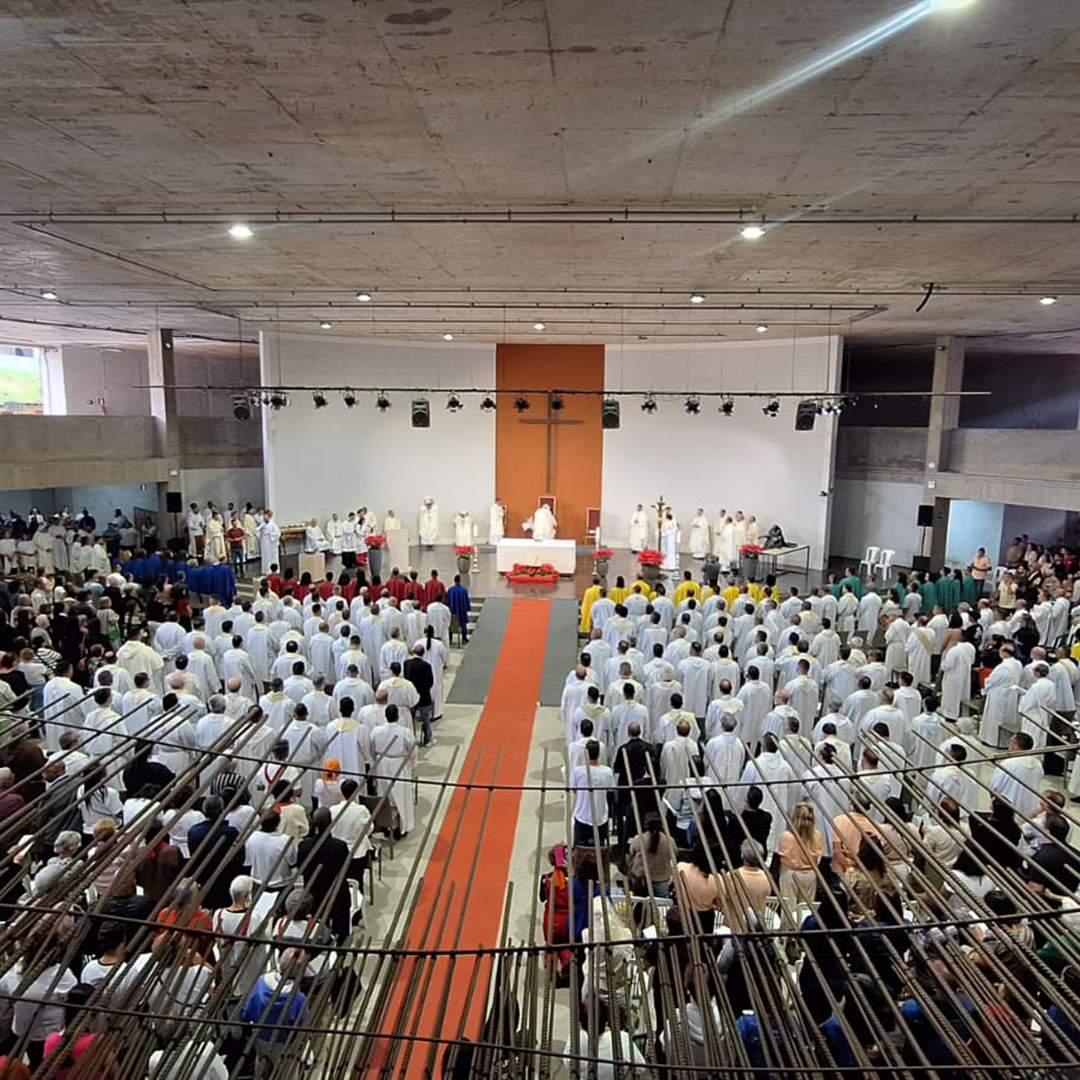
[518,390,582,491]
[651,494,669,537]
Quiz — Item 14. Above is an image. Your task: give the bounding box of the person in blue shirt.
[208,560,237,605]
[446,573,471,644]
[242,947,311,1071]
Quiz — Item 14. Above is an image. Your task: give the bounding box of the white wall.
[178,468,265,513]
[945,500,1004,568]
[260,333,496,539]
[60,347,150,416]
[602,337,842,567]
[830,479,924,567]
[1000,504,1070,558]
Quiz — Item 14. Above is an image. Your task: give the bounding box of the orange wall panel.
[495,344,604,543]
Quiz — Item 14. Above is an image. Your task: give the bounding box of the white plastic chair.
[874,548,895,580]
[858,546,880,576]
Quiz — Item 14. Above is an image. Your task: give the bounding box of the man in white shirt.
[245,810,296,890]
[569,740,616,846]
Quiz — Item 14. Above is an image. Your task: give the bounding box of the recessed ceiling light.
[40,290,58,300]
[740,225,765,240]
[689,293,706,305]
[356,292,372,302]
[443,333,454,341]
[228,223,253,240]
[756,324,769,333]
[319,321,332,329]
[533,321,546,331]
[1039,296,1058,306]
[929,0,976,10]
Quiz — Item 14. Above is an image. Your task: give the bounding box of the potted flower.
[454,545,475,574]
[506,562,560,584]
[740,543,762,574]
[637,548,664,583]
[365,534,386,577]
[593,547,613,577]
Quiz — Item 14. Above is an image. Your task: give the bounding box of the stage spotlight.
[312,392,328,409]
[376,392,391,412]
[513,396,531,412]
[268,392,288,411]
[479,395,497,411]
[342,391,357,409]
[232,395,252,421]
[641,393,658,414]
[684,395,701,415]
[719,396,735,417]
[761,398,780,417]
[551,394,565,411]
[446,393,463,412]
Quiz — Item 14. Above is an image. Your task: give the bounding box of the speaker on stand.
[166,491,183,551]
[915,503,934,574]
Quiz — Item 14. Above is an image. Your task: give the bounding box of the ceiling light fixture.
[443,333,454,341]
[762,399,780,417]
[513,396,531,413]
[689,293,706,305]
[1039,296,1058,306]
[533,321,546,331]
[376,392,391,412]
[479,395,497,411]
[40,290,58,300]
[740,225,765,240]
[232,395,252,422]
[551,394,565,411]
[319,321,332,330]
[312,392,328,409]
[641,393,658,414]
[929,0,976,10]
[684,395,701,415]
[267,392,289,411]
[342,391,357,409]
[228,223,253,240]
[756,324,769,334]
[719,396,735,417]
[446,393,463,412]
[356,292,372,302]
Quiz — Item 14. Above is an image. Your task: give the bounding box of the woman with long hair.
[627,813,677,898]
[777,800,824,908]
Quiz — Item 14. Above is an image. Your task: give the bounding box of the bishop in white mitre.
[489,500,506,543]
[453,510,474,546]
[418,499,439,547]
[533,503,557,541]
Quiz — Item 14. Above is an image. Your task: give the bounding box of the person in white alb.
[628,504,650,552]
[489,499,506,543]
[569,740,616,846]
[418,498,439,548]
[186,503,206,556]
[688,510,710,559]
[533,502,557,541]
[453,510,474,547]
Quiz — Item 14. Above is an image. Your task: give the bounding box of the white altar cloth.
[496,538,576,575]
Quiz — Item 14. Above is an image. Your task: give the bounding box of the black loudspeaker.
[917,504,934,527]
[411,398,431,429]
[912,554,931,572]
[601,399,620,429]
[794,401,817,431]
[165,491,183,514]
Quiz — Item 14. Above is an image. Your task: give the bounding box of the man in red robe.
[386,569,408,603]
[317,572,336,602]
[422,569,447,610]
[404,571,424,606]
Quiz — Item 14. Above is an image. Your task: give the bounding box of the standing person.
[569,740,616,846]
[489,499,506,544]
[533,501,557,541]
[297,808,352,943]
[185,503,205,556]
[688,509,710,560]
[940,625,976,721]
[226,516,246,575]
[418,498,439,548]
[446,574,471,645]
[628,504,650,553]
[369,704,418,839]
[659,512,680,573]
[242,504,260,563]
[256,511,281,575]
[403,645,435,747]
[204,511,226,562]
[971,548,993,597]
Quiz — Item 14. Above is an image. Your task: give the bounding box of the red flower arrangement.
[454,545,475,556]
[365,534,387,549]
[637,549,664,566]
[594,548,614,559]
[506,562,560,584]
[740,544,763,556]
[355,551,368,563]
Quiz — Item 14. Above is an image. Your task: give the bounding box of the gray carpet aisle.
[445,598,512,705]
[537,599,582,707]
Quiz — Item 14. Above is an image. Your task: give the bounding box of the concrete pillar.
[146,329,180,466]
[923,336,965,567]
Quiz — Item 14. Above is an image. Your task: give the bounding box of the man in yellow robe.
[579,577,603,632]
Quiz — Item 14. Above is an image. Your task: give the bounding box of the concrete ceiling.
[1,0,1080,349]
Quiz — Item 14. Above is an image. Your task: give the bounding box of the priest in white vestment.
[326,513,343,556]
[732,512,748,557]
[883,615,910,680]
[304,518,330,554]
[628,505,650,552]
[735,736,797,852]
[533,503,557,541]
[256,512,281,574]
[204,512,226,562]
[186,504,206,555]
[489,500,506,543]
[384,510,404,533]
[242,507,259,560]
[905,620,934,686]
[370,706,418,837]
[659,514,679,572]
[1019,665,1056,751]
[453,511,474,547]
[940,637,976,721]
[418,499,439,547]
[981,646,1023,748]
[989,732,1044,818]
[710,510,727,557]
[718,518,736,569]
[688,511,710,559]
[703,715,746,800]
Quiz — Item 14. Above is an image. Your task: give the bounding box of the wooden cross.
[519,390,582,491]
[652,494,669,536]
